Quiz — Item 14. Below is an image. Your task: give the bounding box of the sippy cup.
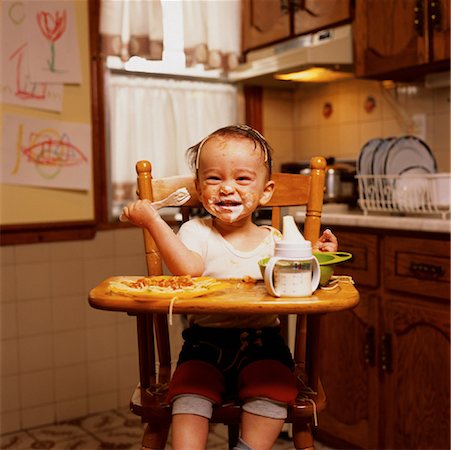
[264,215,320,297]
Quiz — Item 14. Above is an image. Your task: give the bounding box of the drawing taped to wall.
[2,115,92,191]
[1,0,63,111]
[27,0,82,84]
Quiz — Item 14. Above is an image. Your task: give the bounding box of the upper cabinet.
[293,0,353,35]
[354,0,450,79]
[242,0,353,54]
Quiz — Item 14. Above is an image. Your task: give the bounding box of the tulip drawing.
[36,9,67,72]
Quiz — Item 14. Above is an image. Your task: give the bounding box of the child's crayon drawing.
[2,115,91,191]
[2,1,63,111]
[27,1,81,84]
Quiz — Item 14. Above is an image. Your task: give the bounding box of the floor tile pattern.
[1,408,335,449]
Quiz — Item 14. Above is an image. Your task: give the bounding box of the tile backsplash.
[263,78,450,172]
[0,229,183,434]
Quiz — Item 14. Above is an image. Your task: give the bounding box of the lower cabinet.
[316,229,450,449]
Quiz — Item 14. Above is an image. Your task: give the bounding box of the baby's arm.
[314,228,338,252]
[121,199,204,276]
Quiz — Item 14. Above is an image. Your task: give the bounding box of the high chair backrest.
[135,156,326,389]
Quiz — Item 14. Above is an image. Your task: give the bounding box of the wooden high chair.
[129,156,330,449]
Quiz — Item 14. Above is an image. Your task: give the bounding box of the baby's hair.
[186,124,273,177]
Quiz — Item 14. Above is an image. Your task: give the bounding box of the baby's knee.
[166,360,224,405]
[238,360,298,405]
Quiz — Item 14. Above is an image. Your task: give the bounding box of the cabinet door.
[431,0,450,62]
[354,0,429,77]
[383,295,450,449]
[241,0,290,53]
[333,230,379,289]
[294,0,352,35]
[317,290,380,449]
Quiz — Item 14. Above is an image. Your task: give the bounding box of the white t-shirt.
[177,217,282,328]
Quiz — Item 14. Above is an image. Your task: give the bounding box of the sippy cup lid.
[275,216,312,258]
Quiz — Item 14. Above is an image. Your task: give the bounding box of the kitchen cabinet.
[354,0,450,79]
[317,230,450,449]
[241,0,352,53]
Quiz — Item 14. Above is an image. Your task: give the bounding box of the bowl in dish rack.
[258,252,353,286]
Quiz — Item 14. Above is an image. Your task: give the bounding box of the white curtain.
[183,0,241,71]
[100,0,241,72]
[100,0,164,61]
[107,74,238,212]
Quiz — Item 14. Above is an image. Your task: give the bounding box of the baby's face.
[196,135,273,224]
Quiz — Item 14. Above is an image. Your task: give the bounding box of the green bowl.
[258,252,353,286]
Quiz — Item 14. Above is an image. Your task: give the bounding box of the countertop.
[290,204,451,234]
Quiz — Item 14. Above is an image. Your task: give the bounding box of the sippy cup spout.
[282,215,305,242]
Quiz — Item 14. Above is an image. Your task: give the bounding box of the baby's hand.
[314,228,338,252]
[120,199,160,227]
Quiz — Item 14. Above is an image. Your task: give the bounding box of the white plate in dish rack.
[383,136,437,175]
[371,137,397,174]
[357,138,383,174]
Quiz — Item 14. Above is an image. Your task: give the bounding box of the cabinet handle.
[280,0,302,13]
[414,0,425,36]
[430,0,442,30]
[380,332,393,373]
[280,0,290,13]
[409,261,444,278]
[364,326,376,366]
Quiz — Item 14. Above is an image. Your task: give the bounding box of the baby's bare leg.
[171,413,209,450]
[241,411,285,450]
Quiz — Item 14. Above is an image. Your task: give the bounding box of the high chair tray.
[89,277,359,315]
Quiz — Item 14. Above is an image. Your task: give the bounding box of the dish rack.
[356,173,450,219]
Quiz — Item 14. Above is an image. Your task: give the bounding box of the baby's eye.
[236,176,252,183]
[205,176,221,184]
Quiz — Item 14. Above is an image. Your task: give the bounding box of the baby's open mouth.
[217,200,241,207]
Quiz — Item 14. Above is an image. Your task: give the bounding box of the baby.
[122,124,337,450]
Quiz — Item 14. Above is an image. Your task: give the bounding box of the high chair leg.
[292,422,315,450]
[141,420,170,450]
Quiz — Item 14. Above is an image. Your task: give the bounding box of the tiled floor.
[1,408,335,450]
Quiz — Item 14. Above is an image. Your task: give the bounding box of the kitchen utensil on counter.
[281,159,358,205]
[264,216,320,297]
[119,187,191,222]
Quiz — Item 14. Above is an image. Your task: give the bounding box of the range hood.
[228,24,353,86]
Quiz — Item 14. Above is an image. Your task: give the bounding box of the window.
[102,1,239,220]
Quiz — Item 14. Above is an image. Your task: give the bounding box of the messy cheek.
[241,192,258,211]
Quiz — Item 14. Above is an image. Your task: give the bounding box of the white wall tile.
[117,355,138,389]
[52,295,85,332]
[114,229,146,256]
[1,265,17,303]
[53,330,86,367]
[15,263,51,301]
[1,374,20,412]
[87,391,118,415]
[1,339,19,376]
[0,246,15,266]
[50,260,85,297]
[49,241,84,261]
[17,298,52,337]
[87,359,118,394]
[21,404,55,429]
[20,369,54,408]
[84,257,116,292]
[1,302,17,339]
[0,410,21,434]
[18,334,53,372]
[86,326,117,361]
[83,230,115,259]
[54,364,87,402]
[15,243,50,264]
[55,397,88,422]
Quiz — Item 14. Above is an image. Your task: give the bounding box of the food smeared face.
[196,135,273,223]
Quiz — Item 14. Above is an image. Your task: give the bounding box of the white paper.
[26,1,82,84]
[1,1,64,111]
[1,115,91,191]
